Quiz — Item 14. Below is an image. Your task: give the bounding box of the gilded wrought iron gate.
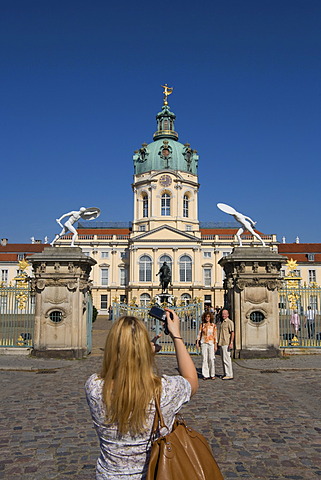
[112,303,202,354]
[0,285,35,348]
[279,285,321,348]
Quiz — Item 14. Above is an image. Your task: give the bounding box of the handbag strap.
[151,390,168,434]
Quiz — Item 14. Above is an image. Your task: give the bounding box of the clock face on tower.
[159,175,172,187]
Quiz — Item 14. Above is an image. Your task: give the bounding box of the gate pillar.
[219,247,285,358]
[29,247,96,358]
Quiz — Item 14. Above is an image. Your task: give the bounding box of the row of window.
[139,224,194,232]
[99,256,212,286]
[139,254,193,282]
[142,193,190,218]
[1,269,24,283]
[84,251,128,259]
[100,268,128,286]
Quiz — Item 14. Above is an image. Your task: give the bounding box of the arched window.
[179,255,192,282]
[159,254,172,273]
[161,193,171,216]
[139,255,152,282]
[183,194,189,218]
[142,194,148,218]
[181,293,191,305]
[140,293,151,307]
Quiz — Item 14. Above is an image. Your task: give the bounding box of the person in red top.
[196,312,217,380]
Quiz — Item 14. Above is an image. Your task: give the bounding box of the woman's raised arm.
[165,309,198,396]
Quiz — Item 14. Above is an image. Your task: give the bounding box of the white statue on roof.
[217,203,266,247]
[51,207,100,247]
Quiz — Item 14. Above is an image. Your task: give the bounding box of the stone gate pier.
[219,247,286,358]
[29,247,96,358]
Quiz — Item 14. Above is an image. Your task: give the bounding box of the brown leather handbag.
[147,394,224,480]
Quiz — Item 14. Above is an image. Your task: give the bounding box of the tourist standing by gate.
[290,310,300,336]
[196,312,217,380]
[305,306,315,339]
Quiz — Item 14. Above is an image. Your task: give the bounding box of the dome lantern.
[133,87,199,176]
[153,84,178,141]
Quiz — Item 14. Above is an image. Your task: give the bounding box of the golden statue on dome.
[161,84,173,105]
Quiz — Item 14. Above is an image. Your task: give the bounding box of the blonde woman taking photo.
[85,309,198,480]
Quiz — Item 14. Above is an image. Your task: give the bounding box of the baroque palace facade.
[55,92,277,312]
[1,92,280,313]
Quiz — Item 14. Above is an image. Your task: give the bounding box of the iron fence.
[0,286,35,347]
[279,286,321,348]
[112,303,202,354]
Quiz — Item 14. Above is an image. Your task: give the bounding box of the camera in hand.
[149,306,170,335]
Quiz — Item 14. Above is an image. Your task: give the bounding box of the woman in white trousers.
[196,312,217,380]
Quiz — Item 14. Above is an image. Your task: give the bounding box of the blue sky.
[1,0,321,243]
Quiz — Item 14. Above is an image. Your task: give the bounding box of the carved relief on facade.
[39,262,46,273]
[42,278,73,288]
[36,279,46,291]
[244,286,268,304]
[235,278,282,292]
[252,262,259,273]
[266,279,282,291]
[44,293,68,305]
[68,262,75,273]
[236,262,245,273]
[266,262,278,274]
[235,278,246,291]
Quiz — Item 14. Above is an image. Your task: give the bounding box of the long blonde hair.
[100,316,162,436]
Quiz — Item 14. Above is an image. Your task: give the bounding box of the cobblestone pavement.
[1,333,321,479]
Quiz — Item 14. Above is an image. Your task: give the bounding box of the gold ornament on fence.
[129,297,137,306]
[286,258,298,276]
[284,258,302,309]
[287,292,300,310]
[13,259,31,310]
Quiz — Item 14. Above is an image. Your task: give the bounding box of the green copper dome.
[133,101,199,175]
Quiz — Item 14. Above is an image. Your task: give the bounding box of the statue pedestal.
[29,247,96,359]
[155,293,174,306]
[219,247,286,358]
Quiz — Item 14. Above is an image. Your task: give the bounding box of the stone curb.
[0,366,70,372]
[234,360,321,371]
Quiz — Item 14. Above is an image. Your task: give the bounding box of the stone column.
[219,247,286,358]
[30,247,96,359]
